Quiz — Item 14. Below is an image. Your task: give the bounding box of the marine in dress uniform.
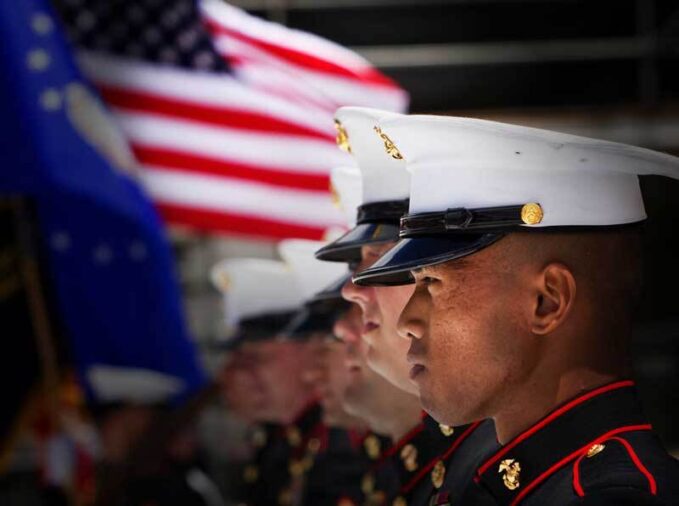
[316,107,500,506]
[279,238,372,506]
[353,114,679,505]
[211,258,317,506]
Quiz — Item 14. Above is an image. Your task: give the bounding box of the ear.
[531,262,576,335]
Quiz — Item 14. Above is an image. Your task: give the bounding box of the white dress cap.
[330,165,362,227]
[278,239,348,301]
[376,115,679,227]
[87,365,184,404]
[210,258,303,330]
[335,107,408,205]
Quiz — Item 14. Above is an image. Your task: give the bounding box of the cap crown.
[210,258,303,329]
[335,107,408,205]
[278,239,347,301]
[330,165,362,227]
[377,115,679,227]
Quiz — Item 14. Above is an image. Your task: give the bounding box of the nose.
[397,285,428,341]
[341,274,371,307]
[333,305,362,345]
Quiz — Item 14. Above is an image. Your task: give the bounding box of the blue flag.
[0,0,207,404]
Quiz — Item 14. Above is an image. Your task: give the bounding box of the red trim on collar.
[509,424,651,505]
[477,380,634,478]
[572,434,657,498]
[400,421,483,494]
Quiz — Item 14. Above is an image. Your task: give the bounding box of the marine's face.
[341,243,415,394]
[398,238,532,426]
[333,304,369,414]
[218,349,267,422]
[305,334,360,427]
[241,339,313,423]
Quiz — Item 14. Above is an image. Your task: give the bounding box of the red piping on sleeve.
[572,436,657,497]
[508,424,651,506]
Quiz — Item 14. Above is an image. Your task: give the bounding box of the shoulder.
[571,432,679,504]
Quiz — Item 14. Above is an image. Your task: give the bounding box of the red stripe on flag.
[156,202,326,241]
[204,19,398,88]
[98,85,333,141]
[133,146,330,192]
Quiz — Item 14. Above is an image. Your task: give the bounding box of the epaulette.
[572,437,658,500]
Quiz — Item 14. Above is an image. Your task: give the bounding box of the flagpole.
[11,197,61,428]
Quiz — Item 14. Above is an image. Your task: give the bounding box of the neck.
[369,388,422,441]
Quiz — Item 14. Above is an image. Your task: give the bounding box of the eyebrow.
[413,258,471,276]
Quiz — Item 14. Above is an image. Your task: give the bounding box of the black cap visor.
[310,272,350,304]
[314,222,400,262]
[352,233,505,286]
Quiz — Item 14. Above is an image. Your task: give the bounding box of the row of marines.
[214,108,679,506]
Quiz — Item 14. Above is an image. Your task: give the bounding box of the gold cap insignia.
[373,126,403,160]
[335,119,351,153]
[521,203,543,225]
[586,443,605,458]
[499,459,521,490]
[439,424,454,437]
[243,464,259,483]
[364,434,381,459]
[330,182,341,208]
[400,443,419,472]
[431,460,446,489]
[286,426,302,447]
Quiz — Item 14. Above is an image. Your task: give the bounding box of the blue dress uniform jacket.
[473,380,679,505]
[424,418,499,506]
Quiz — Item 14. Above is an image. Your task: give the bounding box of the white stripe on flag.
[141,167,344,227]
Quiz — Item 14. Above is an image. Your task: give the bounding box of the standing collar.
[475,380,651,505]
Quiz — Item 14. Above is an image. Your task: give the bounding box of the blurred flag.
[0,0,207,409]
[51,0,408,240]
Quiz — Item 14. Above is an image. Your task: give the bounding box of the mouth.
[409,364,426,380]
[361,321,379,336]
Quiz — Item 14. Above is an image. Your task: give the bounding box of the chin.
[420,391,470,427]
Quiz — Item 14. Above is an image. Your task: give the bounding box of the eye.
[420,276,437,286]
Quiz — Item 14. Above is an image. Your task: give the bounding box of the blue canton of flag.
[0,0,207,405]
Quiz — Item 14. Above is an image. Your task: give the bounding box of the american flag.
[51,0,408,240]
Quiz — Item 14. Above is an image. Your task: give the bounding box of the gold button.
[251,426,267,448]
[431,460,446,489]
[439,424,455,437]
[499,459,521,491]
[286,426,302,447]
[586,443,606,458]
[290,458,308,477]
[361,473,375,494]
[364,434,381,459]
[278,488,292,506]
[307,437,321,454]
[400,443,419,472]
[393,496,407,506]
[243,464,258,483]
[521,203,543,225]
